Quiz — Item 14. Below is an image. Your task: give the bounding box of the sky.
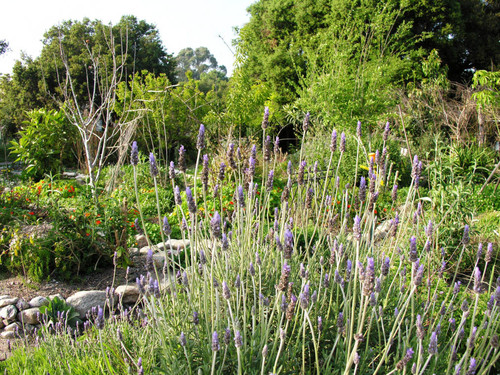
[0,0,254,76]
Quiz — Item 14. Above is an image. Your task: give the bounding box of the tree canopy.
[0,40,8,55]
[175,47,227,82]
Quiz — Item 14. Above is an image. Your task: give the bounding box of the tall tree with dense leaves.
[175,47,227,82]
[0,40,8,55]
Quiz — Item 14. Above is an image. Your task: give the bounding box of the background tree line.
[0,0,498,180]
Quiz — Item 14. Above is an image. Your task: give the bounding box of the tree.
[0,40,8,55]
[175,47,227,82]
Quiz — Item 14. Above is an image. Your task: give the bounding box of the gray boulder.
[29,296,49,308]
[18,307,41,325]
[66,291,107,318]
[0,296,18,308]
[0,305,17,322]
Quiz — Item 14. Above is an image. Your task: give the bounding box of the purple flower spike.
[197,124,205,150]
[473,267,481,293]
[274,136,280,154]
[169,161,175,180]
[180,332,187,347]
[391,184,398,202]
[330,130,337,152]
[284,229,294,259]
[149,153,158,178]
[266,170,274,192]
[356,120,362,138]
[234,330,243,348]
[383,121,390,141]
[96,306,104,329]
[186,187,197,214]
[262,106,269,129]
[211,211,221,238]
[131,141,139,166]
[486,243,493,263]
[174,186,182,206]
[363,257,375,296]
[178,145,186,172]
[353,215,361,240]
[409,236,417,262]
[462,225,470,245]
[212,331,220,351]
[303,112,310,133]
[359,177,366,202]
[237,185,245,207]
[222,281,231,300]
[340,132,346,153]
[468,358,477,375]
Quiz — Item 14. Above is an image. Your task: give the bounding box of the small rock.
[0,305,18,321]
[16,299,30,311]
[4,322,21,332]
[139,245,160,255]
[48,294,65,301]
[128,247,139,256]
[135,234,148,248]
[18,307,41,325]
[1,331,16,339]
[159,239,190,251]
[66,291,107,318]
[152,252,167,268]
[115,285,140,304]
[0,297,19,308]
[29,296,49,308]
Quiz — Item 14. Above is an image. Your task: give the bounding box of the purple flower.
[383,121,390,141]
[266,170,274,192]
[353,215,361,240]
[428,331,438,355]
[473,267,481,293]
[212,331,220,351]
[425,220,433,238]
[178,145,186,173]
[186,187,197,214]
[197,124,205,150]
[340,132,346,153]
[249,262,255,277]
[274,136,280,155]
[284,229,293,259]
[211,211,221,238]
[193,311,199,325]
[462,225,470,245]
[467,358,476,375]
[95,306,104,329]
[485,243,493,263]
[330,130,337,152]
[416,314,424,340]
[382,257,390,276]
[318,316,323,332]
[222,281,231,300]
[169,161,175,179]
[303,112,310,133]
[278,262,291,291]
[297,160,306,185]
[359,177,366,202]
[262,106,269,129]
[411,155,420,180]
[363,257,375,296]
[180,332,187,347]
[149,153,158,178]
[264,135,271,161]
[391,184,398,202]
[409,236,418,262]
[174,186,182,206]
[234,330,243,348]
[131,141,139,166]
[201,154,209,187]
[356,120,362,138]
[237,185,245,207]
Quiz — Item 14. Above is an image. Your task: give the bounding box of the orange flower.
[383,208,387,212]
[96,220,102,225]
[85,212,90,217]
[29,212,35,215]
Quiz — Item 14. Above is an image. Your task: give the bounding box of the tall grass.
[1,118,498,375]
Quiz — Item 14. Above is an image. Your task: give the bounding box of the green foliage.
[39,296,81,328]
[9,108,78,179]
[175,47,227,82]
[472,70,500,110]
